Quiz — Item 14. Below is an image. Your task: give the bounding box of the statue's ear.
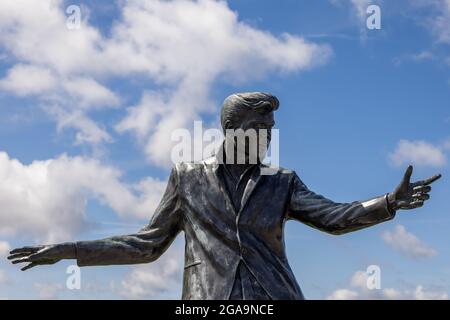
[224,120,233,131]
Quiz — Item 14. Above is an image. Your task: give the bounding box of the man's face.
[238,110,275,144]
[224,110,275,164]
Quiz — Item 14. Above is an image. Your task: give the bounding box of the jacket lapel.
[239,166,263,215]
[206,151,265,217]
[208,156,238,216]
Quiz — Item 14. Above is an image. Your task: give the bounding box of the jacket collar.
[207,143,264,215]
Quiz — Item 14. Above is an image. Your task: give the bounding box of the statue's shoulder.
[259,163,295,176]
[173,158,213,175]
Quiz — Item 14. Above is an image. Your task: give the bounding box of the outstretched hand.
[8,243,76,271]
[388,165,441,211]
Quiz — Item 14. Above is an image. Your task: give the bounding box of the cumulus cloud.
[117,245,183,299]
[46,106,113,145]
[327,288,359,300]
[381,225,437,259]
[0,64,57,96]
[426,0,450,44]
[327,270,448,300]
[407,0,450,65]
[62,77,120,110]
[34,282,64,300]
[112,0,332,166]
[0,151,167,242]
[0,269,9,285]
[443,139,450,150]
[0,242,11,285]
[0,0,114,144]
[389,139,447,167]
[393,50,436,66]
[350,0,373,21]
[0,241,10,257]
[0,0,332,165]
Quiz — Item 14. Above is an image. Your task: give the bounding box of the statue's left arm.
[286,165,441,235]
[9,167,183,270]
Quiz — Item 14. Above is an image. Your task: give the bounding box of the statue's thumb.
[404,165,413,182]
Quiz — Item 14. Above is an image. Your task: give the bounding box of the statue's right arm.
[8,168,183,270]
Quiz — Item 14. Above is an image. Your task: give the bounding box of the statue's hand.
[8,243,76,271]
[388,165,441,211]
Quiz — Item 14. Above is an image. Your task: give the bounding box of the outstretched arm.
[8,168,183,270]
[287,165,441,235]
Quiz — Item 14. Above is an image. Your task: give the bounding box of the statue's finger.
[7,252,31,260]
[28,251,45,261]
[21,262,37,271]
[402,200,424,209]
[413,185,431,193]
[397,201,414,209]
[9,246,38,255]
[11,257,30,264]
[410,200,424,208]
[412,193,430,201]
[423,174,442,185]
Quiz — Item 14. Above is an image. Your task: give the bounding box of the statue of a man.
[8,92,441,299]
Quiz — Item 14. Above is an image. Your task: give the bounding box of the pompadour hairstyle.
[220,92,279,130]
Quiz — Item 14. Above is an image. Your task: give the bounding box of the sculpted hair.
[220,92,279,130]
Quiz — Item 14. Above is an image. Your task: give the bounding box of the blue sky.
[0,0,449,299]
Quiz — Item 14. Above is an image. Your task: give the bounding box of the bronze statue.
[8,92,441,299]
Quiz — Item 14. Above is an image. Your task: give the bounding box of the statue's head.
[220,92,278,164]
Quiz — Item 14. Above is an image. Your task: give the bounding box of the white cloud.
[393,50,436,66]
[327,270,448,300]
[327,288,359,300]
[381,225,437,259]
[0,241,11,285]
[112,0,332,166]
[329,0,378,40]
[430,0,450,44]
[62,77,120,110]
[117,245,183,299]
[0,1,103,74]
[389,139,447,167]
[397,0,450,69]
[412,285,449,299]
[0,241,10,257]
[350,0,372,21]
[410,51,436,61]
[443,139,450,150]
[34,282,63,300]
[0,64,57,96]
[394,0,450,45]
[0,151,167,242]
[115,91,169,141]
[47,106,112,145]
[0,242,11,285]
[0,0,332,165]
[0,0,114,144]
[0,269,9,285]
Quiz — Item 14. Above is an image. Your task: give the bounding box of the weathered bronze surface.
[8,92,441,300]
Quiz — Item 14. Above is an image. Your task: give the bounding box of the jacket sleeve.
[286,172,395,235]
[76,167,183,266]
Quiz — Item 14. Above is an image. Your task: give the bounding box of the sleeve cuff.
[360,194,396,222]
